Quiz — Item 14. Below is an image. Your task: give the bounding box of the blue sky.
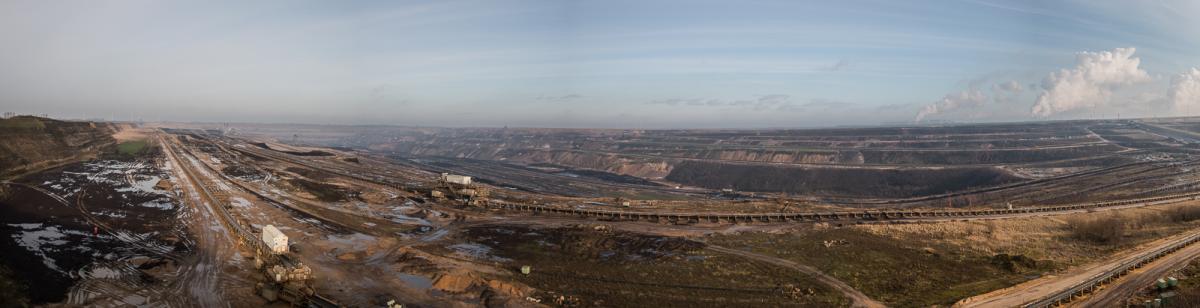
[2,0,1200,128]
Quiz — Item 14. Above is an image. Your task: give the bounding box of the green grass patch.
[117,140,148,155]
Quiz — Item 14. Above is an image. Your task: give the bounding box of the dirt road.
[956,231,1200,308]
[705,244,886,308]
[161,135,245,305]
[1071,235,1200,307]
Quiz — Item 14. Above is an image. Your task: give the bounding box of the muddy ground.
[0,159,186,304]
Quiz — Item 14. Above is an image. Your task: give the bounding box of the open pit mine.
[9,115,1200,307]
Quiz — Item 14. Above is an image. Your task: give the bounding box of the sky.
[2,0,1200,128]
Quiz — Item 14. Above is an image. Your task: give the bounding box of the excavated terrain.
[8,117,1200,307]
[0,117,117,179]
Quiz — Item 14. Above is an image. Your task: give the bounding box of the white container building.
[262,225,289,254]
[441,173,472,185]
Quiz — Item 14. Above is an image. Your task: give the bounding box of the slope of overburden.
[0,116,116,178]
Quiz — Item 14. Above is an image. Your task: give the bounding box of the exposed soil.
[0,159,184,304]
[286,177,359,202]
[448,224,850,307]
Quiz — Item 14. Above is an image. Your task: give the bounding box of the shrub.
[1067,215,1125,244]
[1167,205,1200,223]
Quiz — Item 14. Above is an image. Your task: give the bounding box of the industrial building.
[262,225,289,254]
[441,173,472,186]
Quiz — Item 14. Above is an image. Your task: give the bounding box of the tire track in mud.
[74,185,181,259]
[161,135,242,306]
[6,161,209,306]
[176,136,404,237]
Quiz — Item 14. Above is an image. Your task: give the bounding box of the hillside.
[0,116,116,179]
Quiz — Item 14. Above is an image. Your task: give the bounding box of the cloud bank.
[914,89,988,122]
[1031,47,1150,117]
[1170,68,1200,113]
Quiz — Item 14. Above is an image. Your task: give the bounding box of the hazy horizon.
[110,113,1179,131]
[4,0,1200,128]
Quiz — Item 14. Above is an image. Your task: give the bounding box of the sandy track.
[161,134,243,306]
[1071,233,1200,307]
[956,231,1200,307]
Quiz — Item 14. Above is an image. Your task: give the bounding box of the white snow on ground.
[184,156,232,191]
[229,197,253,209]
[386,206,431,225]
[85,266,122,279]
[51,161,168,198]
[8,223,69,273]
[297,217,322,226]
[96,210,128,219]
[120,176,166,194]
[139,201,175,210]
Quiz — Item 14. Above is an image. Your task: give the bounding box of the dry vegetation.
[1064,206,1200,244]
[447,225,850,307]
[859,202,1200,267]
[706,202,1200,307]
[1065,215,1126,244]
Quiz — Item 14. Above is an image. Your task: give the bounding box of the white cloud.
[914,89,988,122]
[1170,68,1200,113]
[1030,47,1150,117]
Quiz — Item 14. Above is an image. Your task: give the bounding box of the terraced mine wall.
[392,146,673,179]
[486,191,1200,223]
[665,160,1021,198]
[852,145,1127,165]
[0,117,116,178]
[386,143,1125,167]
[376,146,1107,198]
